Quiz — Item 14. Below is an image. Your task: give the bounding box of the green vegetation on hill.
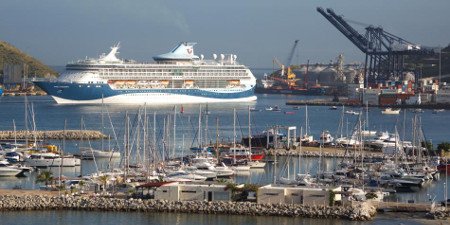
[0,41,57,78]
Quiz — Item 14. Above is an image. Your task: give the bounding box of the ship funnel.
[220,54,225,60]
[213,54,217,60]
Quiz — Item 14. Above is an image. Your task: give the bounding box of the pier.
[0,130,107,140]
[286,99,450,109]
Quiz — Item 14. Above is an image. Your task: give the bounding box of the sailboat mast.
[13,120,17,146]
[143,105,147,168]
[216,117,219,163]
[173,106,177,159]
[124,112,129,181]
[198,105,202,148]
[233,108,236,165]
[153,112,156,167]
[101,94,104,151]
[24,96,28,148]
[305,105,308,136]
[248,105,252,161]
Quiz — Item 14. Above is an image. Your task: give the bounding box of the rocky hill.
[0,41,57,78]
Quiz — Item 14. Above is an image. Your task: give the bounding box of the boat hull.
[34,81,257,104]
[25,157,81,167]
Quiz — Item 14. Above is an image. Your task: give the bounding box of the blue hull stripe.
[34,82,255,101]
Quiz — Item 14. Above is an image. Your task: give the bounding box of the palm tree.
[36,171,53,186]
[97,175,109,194]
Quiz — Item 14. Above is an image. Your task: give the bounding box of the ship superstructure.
[35,42,257,104]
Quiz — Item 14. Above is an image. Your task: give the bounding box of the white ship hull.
[52,94,257,104]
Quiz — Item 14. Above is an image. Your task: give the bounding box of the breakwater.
[269,148,384,159]
[286,99,450,109]
[0,194,376,221]
[0,130,106,140]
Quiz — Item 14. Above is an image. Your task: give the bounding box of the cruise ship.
[34,42,257,104]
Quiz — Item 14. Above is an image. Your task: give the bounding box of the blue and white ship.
[34,42,257,104]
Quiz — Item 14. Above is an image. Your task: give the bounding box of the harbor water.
[0,93,448,225]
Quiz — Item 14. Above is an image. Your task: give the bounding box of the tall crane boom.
[285,40,299,67]
[317,7,433,85]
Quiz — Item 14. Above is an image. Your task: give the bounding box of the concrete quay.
[286,99,450,109]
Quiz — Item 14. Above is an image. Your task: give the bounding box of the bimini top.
[153,42,200,61]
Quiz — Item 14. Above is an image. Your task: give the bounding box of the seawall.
[0,130,106,140]
[0,193,376,221]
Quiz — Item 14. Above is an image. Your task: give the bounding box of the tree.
[36,171,53,186]
[438,142,450,152]
[97,175,109,194]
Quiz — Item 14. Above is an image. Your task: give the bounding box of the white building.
[257,184,342,206]
[155,182,231,202]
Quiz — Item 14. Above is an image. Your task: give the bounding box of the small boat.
[266,106,281,112]
[272,106,281,112]
[80,147,121,159]
[433,109,445,114]
[381,108,401,115]
[345,110,360,115]
[292,106,301,110]
[284,111,295,115]
[412,108,424,113]
[329,106,338,110]
[249,107,261,112]
[25,152,81,168]
[0,160,25,177]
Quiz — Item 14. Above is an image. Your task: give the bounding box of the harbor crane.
[317,7,433,86]
[285,40,300,68]
[270,40,300,89]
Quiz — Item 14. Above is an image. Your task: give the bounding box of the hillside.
[0,41,57,78]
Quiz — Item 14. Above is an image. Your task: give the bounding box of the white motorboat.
[80,147,121,159]
[381,108,400,115]
[25,152,81,167]
[165,170,207,182]
[345,110,360,115]
[248,161,266,168]
[0,160,24,177]
[319,130,334,145]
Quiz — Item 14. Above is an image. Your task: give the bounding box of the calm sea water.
[0,211,428,225]
[0,92,447,224]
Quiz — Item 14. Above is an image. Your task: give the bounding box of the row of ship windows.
[119,90,245,94]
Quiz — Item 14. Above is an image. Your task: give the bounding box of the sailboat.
[79,101,121,160]
[230,108,250,171]
[246,106,266,169]
[300,105,314,144]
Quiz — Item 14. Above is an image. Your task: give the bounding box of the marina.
[0,1,450,224]
[0,93,447,223]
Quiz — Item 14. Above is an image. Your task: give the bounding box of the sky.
[1,0,449,68]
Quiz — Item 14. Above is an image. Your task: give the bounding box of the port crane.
[317,7,433,86]
[271,40,300,88]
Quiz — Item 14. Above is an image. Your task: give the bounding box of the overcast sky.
[1,0,449,68]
